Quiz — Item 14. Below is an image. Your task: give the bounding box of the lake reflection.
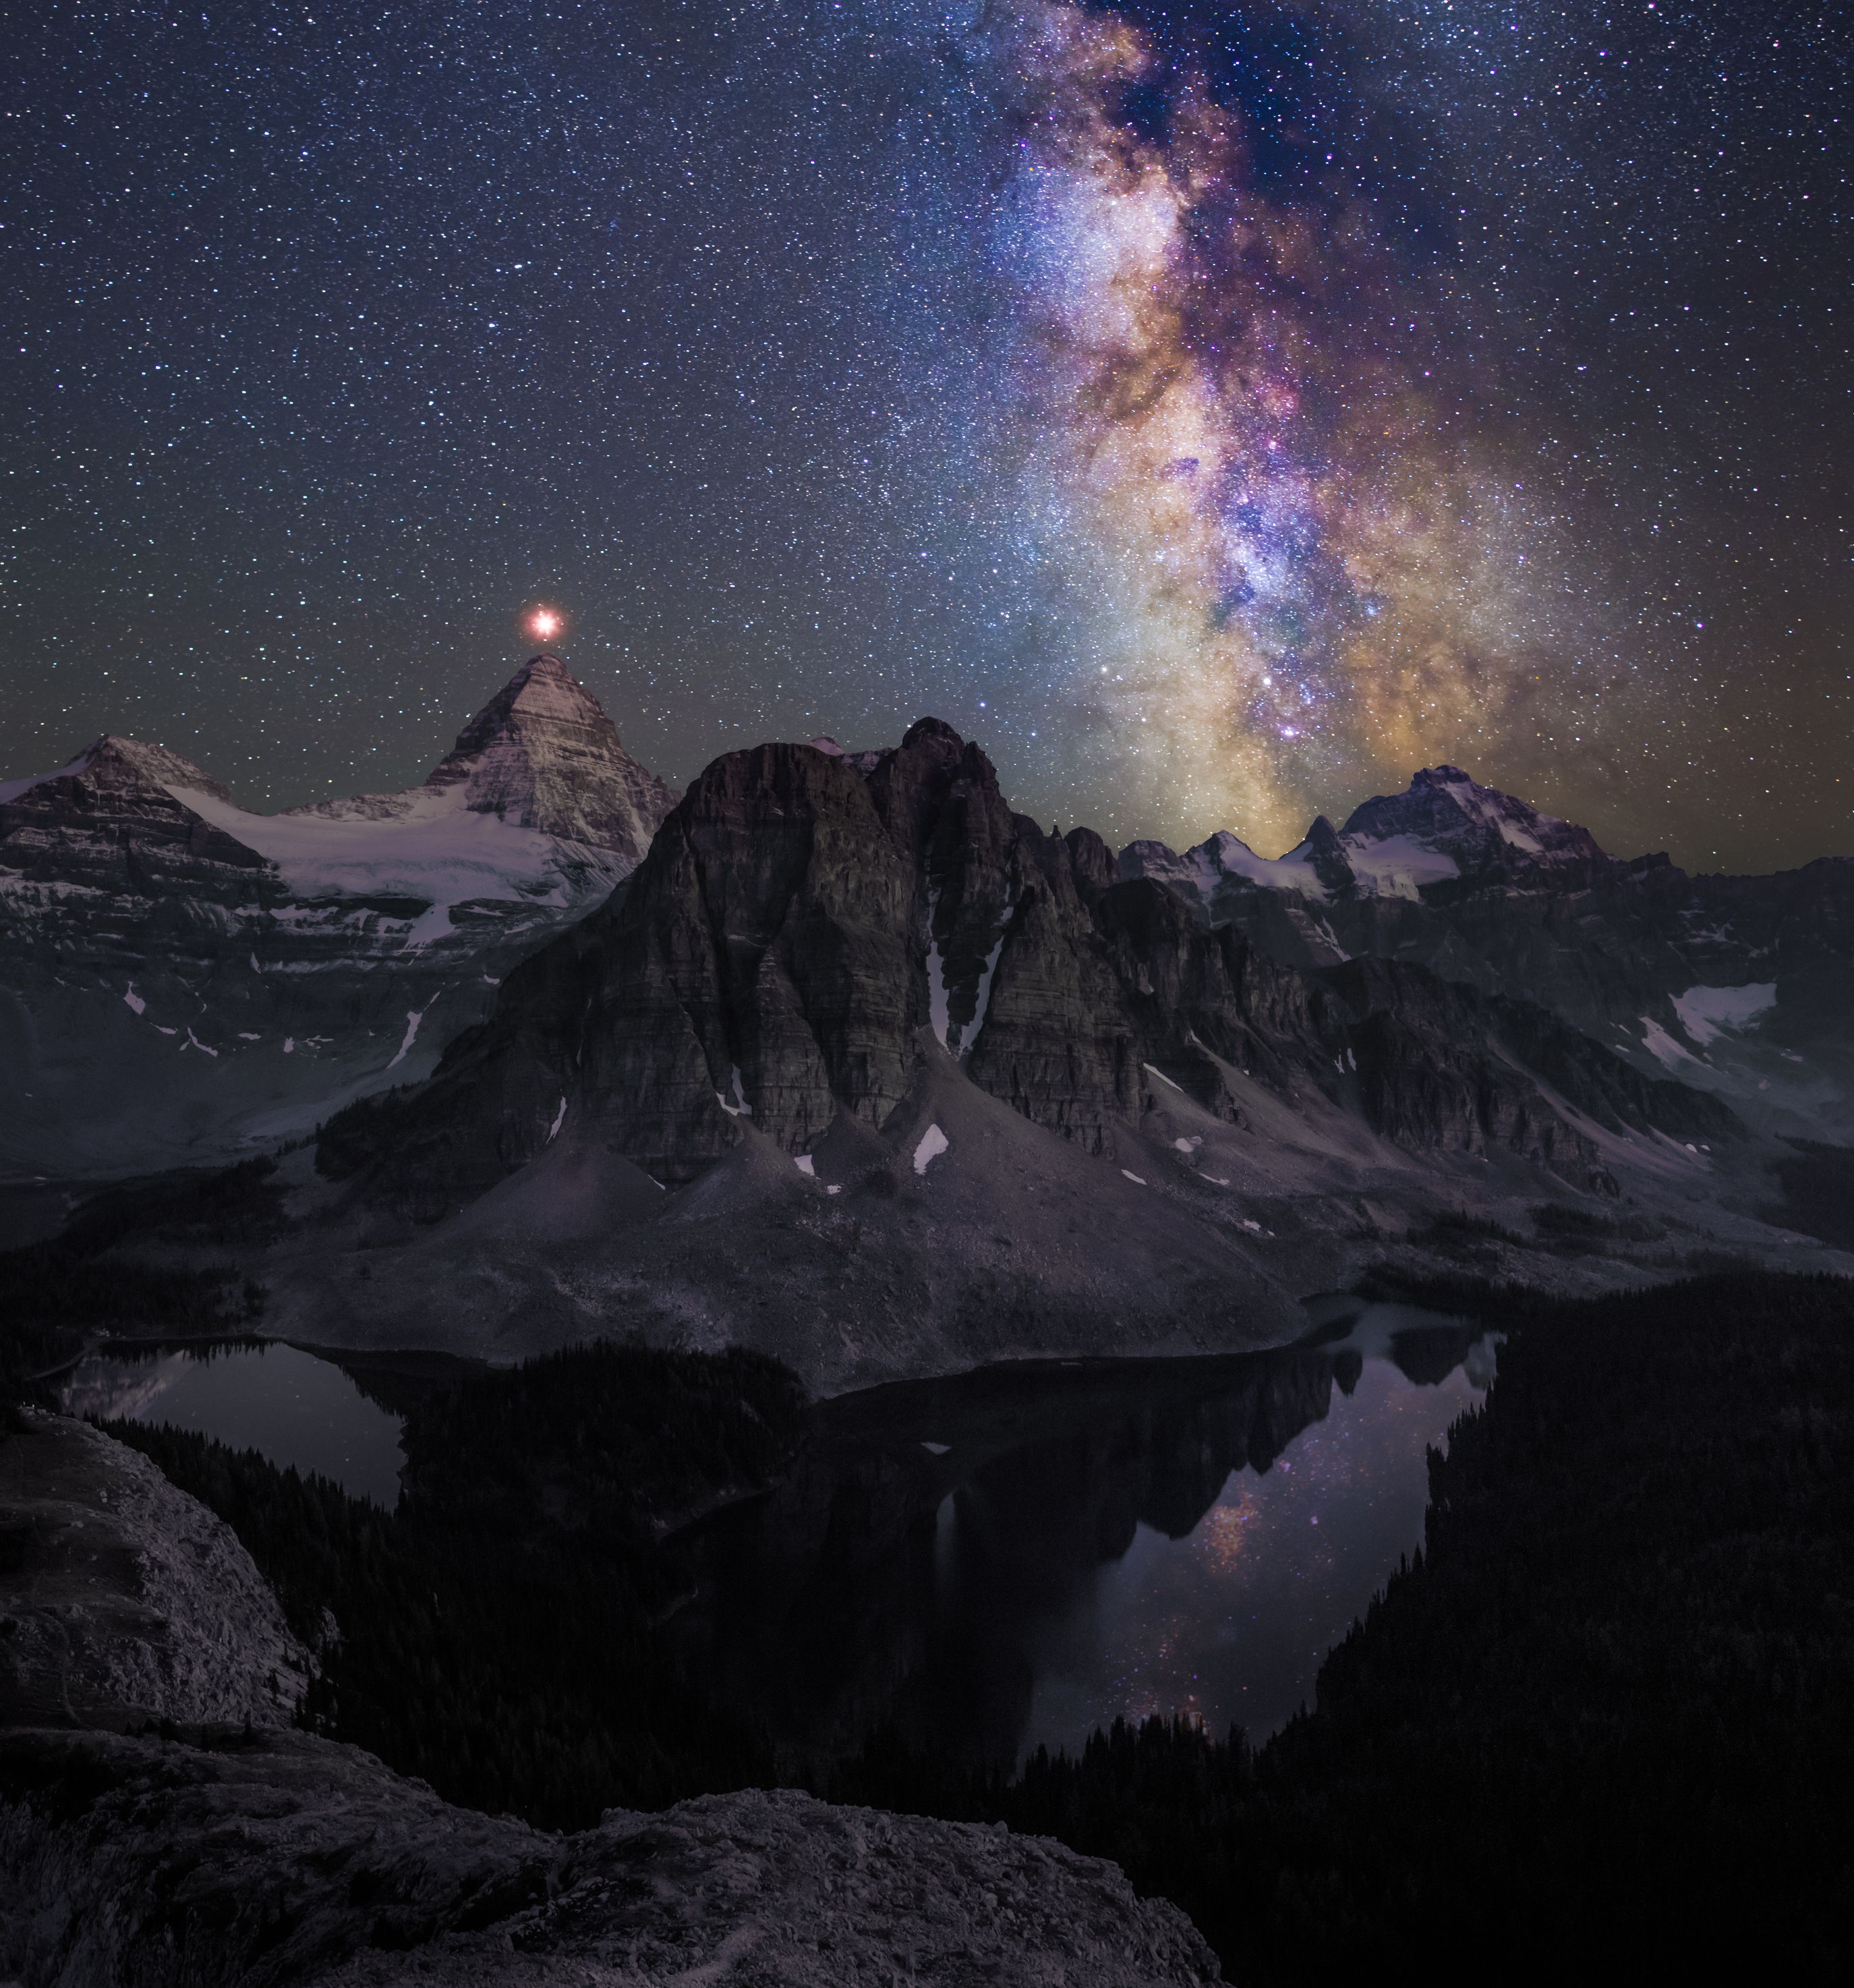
[674,1304,1495,1769]
[59,1342,406,1508]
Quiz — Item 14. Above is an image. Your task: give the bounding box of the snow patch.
[1339,832,1462,899]
[249,953,262,973]
[237,1032,260,1041]
[181,1027,219,1058]
[402,902,454,948]
[283,1037,295,1054]
[154,1025,177,1035]
[387,1002,433,1071]
[920,1441,951,1456]
[1168,829,1331,901]
[795,1154,816,1176]
[174,779,596,912]
[924,888,951,1049]
[0,749,91,804]
[1121,1169,1147,1185]
[123,986,146,1016]
[954,901,1016,1058]
[1640,1015,1704,1071]
[547,1096,567,1142]
[913,1123,949,1175]
[1142,1062,1184,1093]
[1673,982,1776,1045]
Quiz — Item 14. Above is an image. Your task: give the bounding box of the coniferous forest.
[98,1270,1854,1985]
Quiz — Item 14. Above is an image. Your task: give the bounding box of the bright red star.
[529,606,562,642]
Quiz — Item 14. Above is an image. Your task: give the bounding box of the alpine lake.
[63,1301,1495,1765]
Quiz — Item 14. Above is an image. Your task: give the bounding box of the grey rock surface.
[1120,766,1854,1145]
[0,1410,309,1729]
[0,1729,1221,1987]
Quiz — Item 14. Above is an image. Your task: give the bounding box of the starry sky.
[3,1,1849,870]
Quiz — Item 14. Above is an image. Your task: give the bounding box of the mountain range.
[0,656,676,1178]
[6,672,1851,1387]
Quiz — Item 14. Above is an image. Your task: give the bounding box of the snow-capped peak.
[1122,768,1616,917]
[289,654,680,862]
[1343,764,1595,854]
[0,734,232,810]
[1339,765,1608,888]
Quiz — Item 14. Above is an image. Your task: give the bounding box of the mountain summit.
[1339,764,1611,890]
[287,654,680,863]
[0,733,233,814]
[1122,764,1618,917]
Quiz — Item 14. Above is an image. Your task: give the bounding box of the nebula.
[983,0,1582,851]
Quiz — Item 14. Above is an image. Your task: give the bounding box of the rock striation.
[295,652,680,854]
[0,657,677,1178]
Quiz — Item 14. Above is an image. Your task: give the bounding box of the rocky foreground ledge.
[0,1413,1220,1988]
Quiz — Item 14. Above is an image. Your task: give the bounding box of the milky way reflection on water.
[675,1304,1497,1769]
[1020,1322,1497,1754]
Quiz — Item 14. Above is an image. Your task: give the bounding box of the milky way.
[2,1,1849,868]
[984,0,1583,849]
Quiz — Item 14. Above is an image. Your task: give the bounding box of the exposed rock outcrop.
[297,652,680,855]
[0,1730,1221,1987]
[0,1410,309,1730]
[1120,766,1854,1144]
[267,720,1824,1392]
[319,722,1736,1216]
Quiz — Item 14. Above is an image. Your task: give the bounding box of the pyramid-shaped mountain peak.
[445,653,610,754]
[424,655,679,855]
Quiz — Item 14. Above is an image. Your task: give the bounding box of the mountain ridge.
[270,718,1840,1392]
[0,657,677,1180]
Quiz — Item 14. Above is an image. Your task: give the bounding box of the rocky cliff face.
[268,719,1824,1394]
[299,653,680,853]
[0,657,676,1178]
[321,720,1734,1213]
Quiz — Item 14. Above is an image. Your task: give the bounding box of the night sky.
[4,2,1849,871]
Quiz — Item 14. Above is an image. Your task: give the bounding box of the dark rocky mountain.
[1121,766,1854,1146]
[0,656,676,1180]
[267,719,1838,1392]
